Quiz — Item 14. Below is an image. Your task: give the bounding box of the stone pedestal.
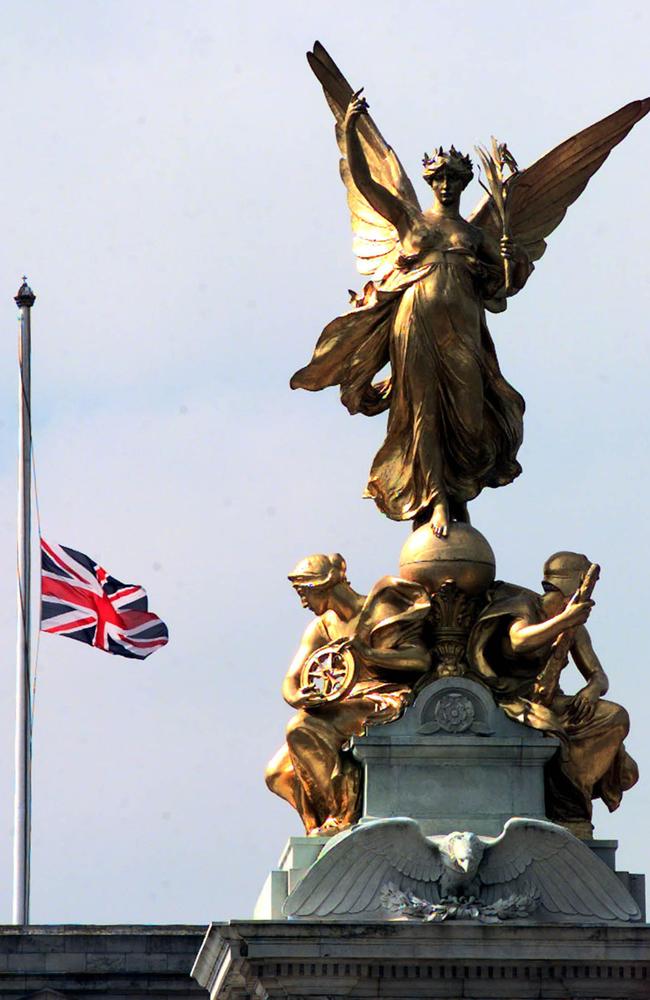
[254,678,645,919]
[352,677,559,836]
[247,678,646,995]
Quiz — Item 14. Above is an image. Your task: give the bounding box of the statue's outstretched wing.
[308,42,421,282]
[479,818,640,921]
[283,817,442,918]
[469,98,650,262]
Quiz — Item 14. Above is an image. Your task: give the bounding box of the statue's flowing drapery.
[292,248,525,521]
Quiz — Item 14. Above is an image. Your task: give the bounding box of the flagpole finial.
[15,278,35,308]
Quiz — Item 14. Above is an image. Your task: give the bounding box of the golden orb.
[399,523,496,596]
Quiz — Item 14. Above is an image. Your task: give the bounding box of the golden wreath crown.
[422,146,474,187]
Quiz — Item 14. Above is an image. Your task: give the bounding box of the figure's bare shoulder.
[320,610,339,634]
[301,615,330,649]
[320,609,352,642]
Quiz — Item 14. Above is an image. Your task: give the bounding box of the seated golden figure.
[468,551,638,838]
[265,553,430,836]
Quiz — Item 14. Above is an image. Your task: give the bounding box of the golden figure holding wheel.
[265,553,430,835]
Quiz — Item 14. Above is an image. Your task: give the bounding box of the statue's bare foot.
[312,816,348,837]
[430,502,449,539]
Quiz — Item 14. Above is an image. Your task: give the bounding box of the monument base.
[193,919,650,999]
[351,676,559,836]
[254,679,645,920]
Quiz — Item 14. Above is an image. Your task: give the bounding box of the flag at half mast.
[40,539,169,659]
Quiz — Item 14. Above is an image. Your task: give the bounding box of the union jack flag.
[40,538,169,659]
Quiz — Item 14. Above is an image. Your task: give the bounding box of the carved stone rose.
[433,692,475,732]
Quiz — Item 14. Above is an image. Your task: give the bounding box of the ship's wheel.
[300,639,357,702]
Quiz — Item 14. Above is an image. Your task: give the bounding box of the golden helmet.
[542,550,591,597]
[288,552,347,589]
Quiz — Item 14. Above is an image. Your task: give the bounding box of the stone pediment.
[360,674,540,741]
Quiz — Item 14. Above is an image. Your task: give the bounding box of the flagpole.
[13,277,35,925]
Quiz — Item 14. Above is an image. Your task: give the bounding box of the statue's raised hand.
[560,599,594,629]
[344,88,369,129]
[500,235,517,261]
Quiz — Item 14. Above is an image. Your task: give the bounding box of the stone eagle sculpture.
[283,817,641,922]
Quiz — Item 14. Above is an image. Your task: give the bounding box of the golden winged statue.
[291,42,650,538]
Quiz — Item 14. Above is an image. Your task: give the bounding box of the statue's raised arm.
[303,42,422,281]
[292,42,649,539]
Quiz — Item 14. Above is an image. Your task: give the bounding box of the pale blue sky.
[0,0,648,923]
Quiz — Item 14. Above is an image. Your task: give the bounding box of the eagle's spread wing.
[307,42,421,282]
[283,818,442,918]
[479,818,640,921]
[469,98,650,263]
